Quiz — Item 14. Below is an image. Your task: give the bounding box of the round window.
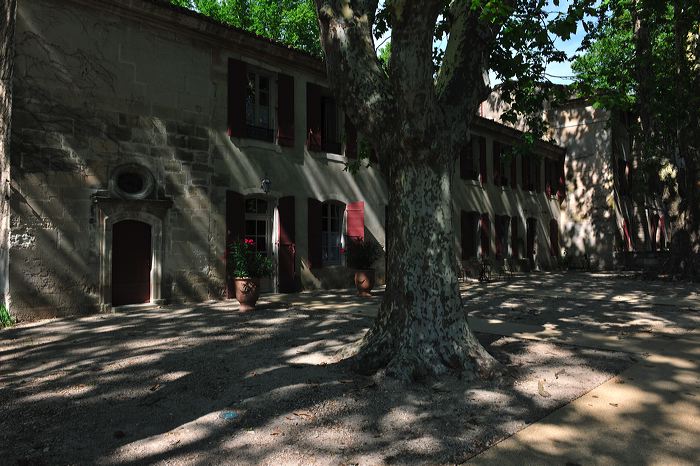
[111,164,154,200]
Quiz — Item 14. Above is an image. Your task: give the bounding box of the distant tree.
[573,0,700,254]
[168,0,322,56]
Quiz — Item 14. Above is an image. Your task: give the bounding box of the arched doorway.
[112,220,152,306]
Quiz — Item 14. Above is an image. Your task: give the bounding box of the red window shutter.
[227,58,247,138]
[510,150,517,189]
[549,219,559,256]
[480,213,490,257]
[307,198,322,268]
[492,141,501,186]
[479,137,487,185]
[225,190,245,298]
[277,73,295,147]
[346,201,365,241]
[511,217,519,258]
[345,115,357,159]
[306,83,322,151]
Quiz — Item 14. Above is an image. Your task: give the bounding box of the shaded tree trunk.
[312,0,505,381]
[355,148,498,380]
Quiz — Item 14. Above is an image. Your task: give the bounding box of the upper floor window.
[460,140,478,181]
[245,72,273,141]
[307,83,342,154]
[228,58,295,146]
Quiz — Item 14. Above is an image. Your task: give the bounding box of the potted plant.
[228,238,273,311]
[344,238,383,296]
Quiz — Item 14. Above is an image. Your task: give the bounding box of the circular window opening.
[111,164,155,200]
[117,172,145,194]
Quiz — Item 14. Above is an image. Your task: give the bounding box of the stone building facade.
[4,0,565,321]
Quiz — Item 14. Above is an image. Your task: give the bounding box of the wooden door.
[112,220,151,306]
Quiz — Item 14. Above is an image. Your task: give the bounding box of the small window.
[111,164,154,200]
[321,202,344,265]
[245,71,274,142]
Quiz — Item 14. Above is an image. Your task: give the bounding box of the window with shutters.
[307,84,342,154]
[245,70,276,142]
[321,202,344,265]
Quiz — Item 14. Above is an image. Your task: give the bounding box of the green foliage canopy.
[167,0,322,56]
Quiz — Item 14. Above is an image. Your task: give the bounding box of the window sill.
[462,179,481,187]
[231,136,282,153]
[309,149,346,164]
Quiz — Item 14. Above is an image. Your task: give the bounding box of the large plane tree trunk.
[355,148,499,380]
[313,0,504,381]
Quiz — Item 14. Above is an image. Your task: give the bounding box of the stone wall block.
[187,137,209,151]
[118,141,149,156]
[168,134,188,148]
[174,148,194,162]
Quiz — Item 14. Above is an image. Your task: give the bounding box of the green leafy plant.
[228,238,273,278]
[344,238,383,270]
[0,303,15,328]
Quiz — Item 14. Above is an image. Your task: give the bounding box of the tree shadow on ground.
[1,293,635,465]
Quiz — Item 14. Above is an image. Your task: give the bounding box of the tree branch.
[434,2,508,143]
[313,0,394,147]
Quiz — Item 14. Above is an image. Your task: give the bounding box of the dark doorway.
[112,220,152,306]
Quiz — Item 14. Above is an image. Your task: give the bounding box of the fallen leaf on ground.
[554,369,566,379]
[538,379,551,398]
[149,383,160,392]
[609,403,618,407]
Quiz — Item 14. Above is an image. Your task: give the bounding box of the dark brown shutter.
[306,83,322,151]
[480,213,490,257]
[277,73,295,147]
[278,196,297,292]
[479,136,487,185]
[511,217,519,258]
[549,219,559,257]
[527,218,536,258]
[522,156,531,191]
[492,141,501,186]
[345,115,357,159]
[225,191,245,298]
[545,159,552,196]
[346,201,364,241]
[534,159,541,192]
[510,149,517,189]
[227,58,247,138]
[307,198,322,268]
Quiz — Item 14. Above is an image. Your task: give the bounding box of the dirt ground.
[0,278,654,466]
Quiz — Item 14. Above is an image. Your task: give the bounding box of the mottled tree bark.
[313,0,504,380]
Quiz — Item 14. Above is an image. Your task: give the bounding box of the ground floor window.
[245,198,270,253]
[322,202,344,265]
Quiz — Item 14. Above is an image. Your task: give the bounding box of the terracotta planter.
[354,269,375,297]
[234,278,261,311]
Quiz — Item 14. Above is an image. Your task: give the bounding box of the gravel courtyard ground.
[0,272,697,465]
